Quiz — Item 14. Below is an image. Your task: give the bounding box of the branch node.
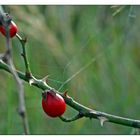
[2,49,11,63]
[18,110,25,118]
[22,36,27,43]
[25,71,32,79]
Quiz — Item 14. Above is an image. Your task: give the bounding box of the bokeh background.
[0,5,140,134]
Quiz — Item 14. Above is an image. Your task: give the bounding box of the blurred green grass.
[0,5,140,134]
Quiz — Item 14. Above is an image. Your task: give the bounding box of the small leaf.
[98,116,108,127]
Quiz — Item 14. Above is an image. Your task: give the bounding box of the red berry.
[0,21,18,38]
[42,90,66,117]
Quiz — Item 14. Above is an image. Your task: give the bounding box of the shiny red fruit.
[0,21,18,38]
[42,90,66,117]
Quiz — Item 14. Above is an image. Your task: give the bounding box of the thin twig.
[0,12,30,134]
[59,113,84,122]
[16,33,32,77]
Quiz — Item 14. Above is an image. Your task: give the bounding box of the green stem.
[16,34,31,77]
[59,113,84,122]
[1,59,140,128]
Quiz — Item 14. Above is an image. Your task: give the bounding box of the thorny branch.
[0,7,140,134]
[0,33,140,129]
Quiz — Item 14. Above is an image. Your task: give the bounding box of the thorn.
[29,79,35,86]
[98,116,108,127]
[63,90,68,97]
[42,75,50,84]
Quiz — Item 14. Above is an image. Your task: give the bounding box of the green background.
[0,5,140,134]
